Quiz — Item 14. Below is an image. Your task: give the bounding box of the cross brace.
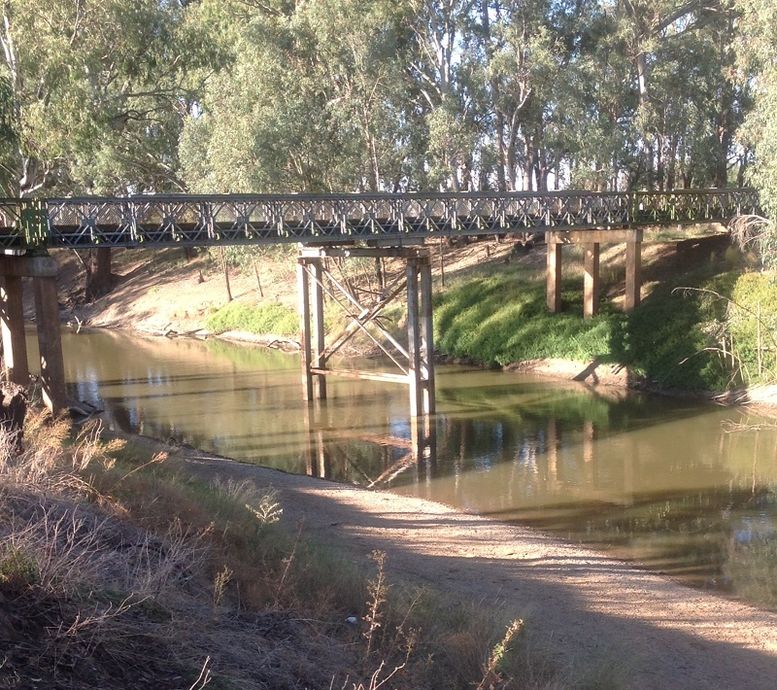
[297,247,435,418]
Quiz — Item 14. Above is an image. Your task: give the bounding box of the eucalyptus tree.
[735,0,777,265]
[181,0,414,193]
[0,0,217,294]
[596,0,747,190]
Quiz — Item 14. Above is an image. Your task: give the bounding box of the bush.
[729,272,777,382]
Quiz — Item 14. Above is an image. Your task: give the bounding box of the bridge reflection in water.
[56,329,777,602]
[303,400,436,486]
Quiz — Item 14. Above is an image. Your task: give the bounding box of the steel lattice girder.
[0,188,760,251]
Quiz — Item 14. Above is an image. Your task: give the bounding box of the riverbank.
[53,236,776,402]
[123,432,777,689]
[14,407,774,688]
[1,412,552,689]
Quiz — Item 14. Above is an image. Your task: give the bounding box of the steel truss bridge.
[0,188,760,251]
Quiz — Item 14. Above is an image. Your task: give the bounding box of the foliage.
[736,0,777,267]
[0,0,219,196]
[206,301,299,337]
[0,2,766,198]
[181,0,750,194]
[728,272,777,380]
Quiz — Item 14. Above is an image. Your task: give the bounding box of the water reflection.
[42,329,777,607]
[303,400,436,486]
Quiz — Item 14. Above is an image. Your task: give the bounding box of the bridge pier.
[546,229,643,317]
[297,246,436,419]
[1,275,29,385]
[0,255,66,414]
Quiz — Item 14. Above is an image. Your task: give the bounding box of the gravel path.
[179,452,777,690]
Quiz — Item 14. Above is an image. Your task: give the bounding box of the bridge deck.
[0,188,759,251]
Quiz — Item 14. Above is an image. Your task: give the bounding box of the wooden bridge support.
[1,275,28,385]
[297,246,436,419]
[546,229,643,317]
[0,255,66,414]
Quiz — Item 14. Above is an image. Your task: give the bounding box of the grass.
[435,264,777,391]
[205,301,300,337]
[434,274,622,367]
[0,407,576,689]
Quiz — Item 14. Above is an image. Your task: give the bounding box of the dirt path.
[175,452,777,690]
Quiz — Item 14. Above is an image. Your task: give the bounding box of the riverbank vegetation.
[1,409,564,689]
[437,263,777,391]
[192,240,777,393]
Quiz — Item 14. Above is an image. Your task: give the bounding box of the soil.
[143,442,777,690]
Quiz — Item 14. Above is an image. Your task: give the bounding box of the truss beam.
[0,189,759,251]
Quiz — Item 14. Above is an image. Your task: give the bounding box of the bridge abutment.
[0,255,66,414]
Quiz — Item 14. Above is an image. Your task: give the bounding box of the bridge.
[0,188,758,249]
[0,188,759,428]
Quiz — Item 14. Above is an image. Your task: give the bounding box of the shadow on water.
[41,328,777,609]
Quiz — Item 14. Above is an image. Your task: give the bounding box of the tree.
[181,0,414,193]
[736,0,777,266]
[0,0,217,296]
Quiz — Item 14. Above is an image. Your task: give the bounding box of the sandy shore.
[166,448,777,690]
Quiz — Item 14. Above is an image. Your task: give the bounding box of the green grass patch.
[435,274,625,367]
[206,301,299,337]
[435,267,777,391]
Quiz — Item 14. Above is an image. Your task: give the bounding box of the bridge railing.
[0,188,761,251]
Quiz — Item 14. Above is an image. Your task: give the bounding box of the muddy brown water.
[41,329,777,608]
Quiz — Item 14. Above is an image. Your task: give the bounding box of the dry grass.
[0,408,580,689]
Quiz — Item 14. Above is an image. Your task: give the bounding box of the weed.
[212,565,233,611]
[363,550,389,661]
[0,545,39,589]
[476,619,524,690]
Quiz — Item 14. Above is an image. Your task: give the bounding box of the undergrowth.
[205,301,300,337]
[0,408,567,689]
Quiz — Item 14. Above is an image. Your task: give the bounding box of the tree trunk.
[0,382,26,454]
[219,248,232,302]
[85,247,115,300]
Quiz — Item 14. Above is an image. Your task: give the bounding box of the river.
[46,328,777,609]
